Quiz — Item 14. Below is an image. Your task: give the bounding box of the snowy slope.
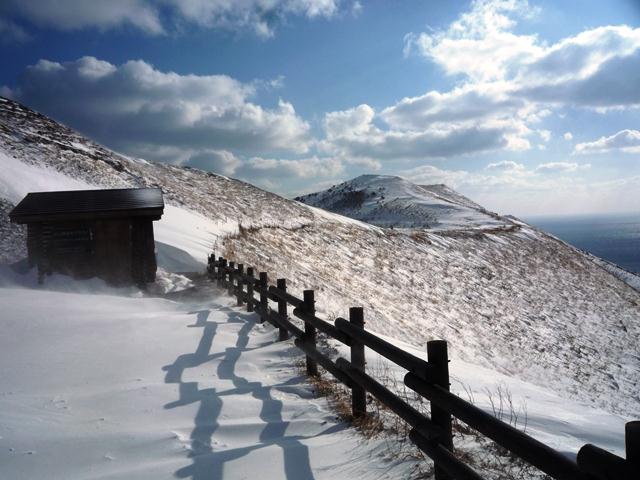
[0,96,639,448]
[295,174,509,230]
[419,183,485,210]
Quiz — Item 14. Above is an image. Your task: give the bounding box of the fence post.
[259,272,268,323]
[628,421,640,469]
[276,279,289,341]
[349,306,366,418]
[246,267,254,313]
[217,257,225,287]
[236,264,244,306]
[428,340,453,480]
[227,261,235,296]
[207,253,214,281]
[303,290,318,376]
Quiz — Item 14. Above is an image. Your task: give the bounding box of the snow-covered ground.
[0,277,421,480]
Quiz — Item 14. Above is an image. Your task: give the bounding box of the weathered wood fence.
[207,253,638,480]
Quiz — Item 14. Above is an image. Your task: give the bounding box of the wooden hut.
[9,187,164,286]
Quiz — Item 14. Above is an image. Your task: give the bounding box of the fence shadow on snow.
[163,306,318,480]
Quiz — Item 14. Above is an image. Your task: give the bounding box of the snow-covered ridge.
[1,96,639,422]
[295,174,510,230]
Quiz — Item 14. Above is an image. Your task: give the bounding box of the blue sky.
[1,0,640,216]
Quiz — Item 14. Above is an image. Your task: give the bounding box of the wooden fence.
[207,253,638,480]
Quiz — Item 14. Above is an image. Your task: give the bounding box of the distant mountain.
[295,174,508,231]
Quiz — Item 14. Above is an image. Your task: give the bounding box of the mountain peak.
[296,174,508,230]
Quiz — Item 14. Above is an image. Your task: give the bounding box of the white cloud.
[398,1,640,157]
[404,1,640,111]
[161,0,344,38]
[0,0,164,34]
[380,83,525,130]
[323,103,515,160]
[242,156,344,179]
[404,0,541,82]
[538,129,551,142]
[398,164,472,188]
[574,129,640,154]
[0,0,355,38]
[535,162,590,173]
[185,150,241,176]
[324,104,375,138]
[515,26,640,108]
[346,157,382,171]
[480,173,640,216]
[485,160,525,171]
[563,132,573,141]
[8,56,310,159]
[356,0,640,180]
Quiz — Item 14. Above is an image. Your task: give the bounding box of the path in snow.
[0,276,415,480]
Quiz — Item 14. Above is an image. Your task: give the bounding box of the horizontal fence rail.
[207,253,638,480]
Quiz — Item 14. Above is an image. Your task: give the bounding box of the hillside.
[295,174,508,230]
[1,96,639,430]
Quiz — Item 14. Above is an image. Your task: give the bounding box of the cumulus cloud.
[323,103,514,160]
[518,46,640,108]
[396,0,640,163]
[574,129,640,154]
[380,84,524,130]
[8,56,310,160]
[324,104,375,138]
[165,0,344,37]
[404,1,640,111]
[538,129,551,142]
[0,0,355,38]
[404,0,541,82]
[241,156,344,179]
[485,160,525,171]
[535,162,590,173]
[0,0,164,34]
[564,132,573,141]
[185,150,241,176]
[397,165,472,188]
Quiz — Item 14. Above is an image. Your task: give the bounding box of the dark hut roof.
[9,187,164,223]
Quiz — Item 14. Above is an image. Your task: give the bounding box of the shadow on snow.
[163,306,338,479]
